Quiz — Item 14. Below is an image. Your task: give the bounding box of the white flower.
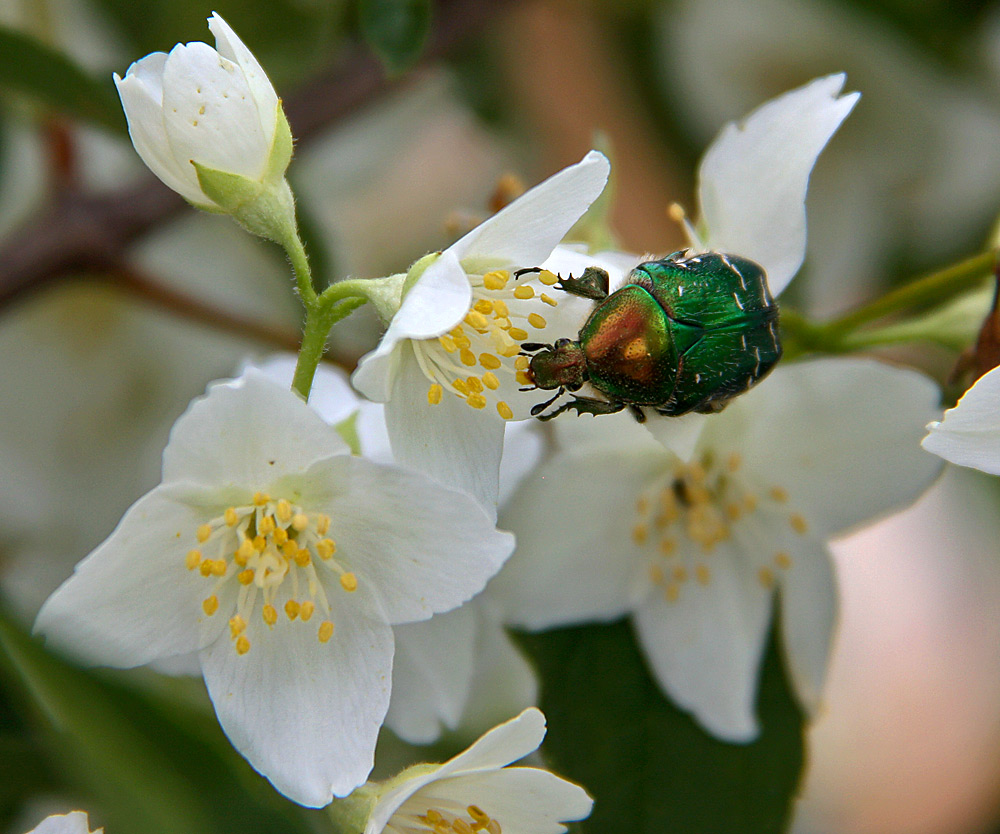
[114,13,293,233]
[24,812,100,834]
[351,151,610,512]
[922,366,1000,472]
[35,369,514,807]
[492,359,941,739]
[363,708,592,834]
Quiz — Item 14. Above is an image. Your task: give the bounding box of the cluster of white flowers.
[30,11,971,834]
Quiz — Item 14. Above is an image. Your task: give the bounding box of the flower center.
[631,451,810,602]
[389,804,503,834]
[185,491,358,654]
[413,268,561,420]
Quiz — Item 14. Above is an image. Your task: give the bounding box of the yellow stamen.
[253,491,270,506]
[540,293,558,307]
[538,269,559,285]
[284,600,300,620]
[497,401,513,420]
[474,299,494,314]
[483,270,508,290]
[759,566,775,588]
[197,524,212,543]
[515,355,530,370]
[665,582,680,602]
[224,507,239,526]
[229,615,245,638]
[236,538,255,565]
[513,285,534,300]
[466,393,487,409]
[632,524,648,544]
[439,335,458,353]
[482,372,500,390]
[769,486,788,503]
[318,621,335,642]
[493,299,509,317]
[262,604,277,626]
[528,313,547,328]
[672,565,688,582]
[203,595,219,616]
[236,635,251,655]
[294,548,311,567]
[340,572,358,592]
[276,499,292,522]
[466,311,489,331]
[316,538,336,559]
[186,549,202,570]
[696,565,711,585]
[460,349,477,367]
[508,327,528,341]
[453,379,470,395]
[253,535,266,552]
[300,601,315,621]
[468,807,490,825]
[466,376,484,393]
[316,514,331,535]
[200,561,213,577]
[775,552,792,569]
[238,569,254,585]
[211,560,226,577]
[273,527,289,546]
[516,371,532,385]
[292,513,309,531]
[282,541,299,561]
[790,513,808,534]
[479,353,501,370]
[659,538,676,556]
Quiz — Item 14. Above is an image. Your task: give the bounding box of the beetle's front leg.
[514,266,610,301]
[536,394,626,421]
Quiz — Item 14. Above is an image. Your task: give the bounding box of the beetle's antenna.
[530,388,564,417]
[514,266,542,280]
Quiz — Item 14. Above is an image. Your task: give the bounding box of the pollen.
[790,513,808,534]
[292,513,309,531]
[528,313,547,328]
[186,549,202,570]
[474,299,494,314]
[229,615,246,638]
[466,376,484,393]
[493,299,509,318]
[203,595,219,616]
[513,285,534,299]
[540,293,558,307]
[284,600,299,620]
[224,507,239,526]
[340,572,358,592]
[769,486,788,503]
[236,538,255,564]
[299,600,315,621]
[508,327,528,341]
[632,524,648,544]
[516,371,532,385]
[317,514,331,535]
[253,492,270,506]
[238,569,254,585]
[262,604,277,626]
[479,353,502,370]
[538,270,559,285]
[696,565,711,585]
[483,372,500,390]
[197,524,212,543]
[439,335,458,353]
[236,635,251,654]
[515,356,530,370]
[665,583,680,602]
[466,310,489,331]
[775,551,792,569]
[460,349,477,367]
[467,393,487,409]
[428,383,444,405]
[318,621,335,643]
[316,538,336,559]
[497,401,513,420]
[758,566,775,589]
[276,499,293,523]
[483,270,508,290]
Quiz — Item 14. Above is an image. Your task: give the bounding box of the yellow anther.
[775,552,792,569]
[224,507,239,526]
[483,270,508,290]
[426,811,445,826]
[200,561,214,577]
[276,499,293,522]
[483,372,500,390]
[439,335,458,353]
[454,820,475,834]
[460,349,477,367]
[538,269,559,285]
[316,538,336,559]
[758,566,775,588]
[495,316,511,330]
[672,565,688,582]
[453,379,470,395]
[316,514,331,535]
[497,401,513,420]
[770,486,789,503]
[203,595,219,616]
[659,538,677,556]
[452,331,471,349]
[466,393,487,409]
[285,600,300,620]
[186,550,202,570]
[318,621,335,643]
[280,540,297,560]
[696,565,711,585]
[340,572,358,592]
[262,604,278,626]
[295,548,311,567]
[514,355,530,370]
[540,293,558,307]
[632,524,648,544]
[508,327,528,341]
[513,285,534,299]
[498,343,521,357]
[744,495,758,513]
[485,820,501,834]
[637,496,649,515]
[649,564,664,584]
[292,513,309,531]
[493,299,509,318]
[197,524,212,543]
[727,453,742,472]
[516,371,533,385]
[237,538,255,563]
[229,615,246,638]
[466,376,484,393]
[479,353,502,370]
[299,601,315,621]
[238,569,254,585]
[253,535,267,552]
[725,503,743,521]
[468,807,490,825]
[474,299,494,314]
[258,515,276,535]
[528,313,547,329]
[211,559,227,577]
[665,582,680,602]
[236,635,251,655]
[790,513,808,534]
[466,311,489,331]
[253,491,270,506]
[273,527,289,546]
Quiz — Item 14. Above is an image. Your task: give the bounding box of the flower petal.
[207,13,277,142]
[632,540,773,741]
[162,368,349,489]
[250,353,361,426]
[386,603,477,744]
[25,812,99,834]
[382,345,506,514]
[34,484,220,667]
[161,41,269,180]
[922,365,1000,474]
[452,151,610,268]
[316,454,514,624]
[715,358,941,538]
[698,74,858,295]
[494,445,665,628]
[199,583,393,806]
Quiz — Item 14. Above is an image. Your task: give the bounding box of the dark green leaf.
[519,619,806,834]
[359,0,432,75]
[0,27,123,131]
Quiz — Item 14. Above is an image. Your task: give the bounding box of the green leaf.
[359,0,432,75]
[519,620,806,834]
[0,610,319,834]
[0,26,123,131]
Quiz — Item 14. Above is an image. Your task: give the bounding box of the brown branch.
[0,0,514,313]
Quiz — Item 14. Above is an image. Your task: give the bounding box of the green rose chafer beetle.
[518,250,781,421]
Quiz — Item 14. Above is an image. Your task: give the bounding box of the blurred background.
[4,0,1000,832]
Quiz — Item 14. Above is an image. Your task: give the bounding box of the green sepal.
[402,251,441,297]
[334,410,363,456]
[193,161,298,245]
[267,100,295,182]
[326,782,379,834]
[192,162,264,213]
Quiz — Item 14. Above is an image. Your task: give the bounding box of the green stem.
[283,230,318,308]
[291,305,335,400]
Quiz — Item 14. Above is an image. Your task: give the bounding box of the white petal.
[493,447,664,628]
[423,768,593,834]
[162,368,349,488]
[352,250,471,403]
[632,541,773,741]
[319,455,514,623]
[778,534,838,714]
[250,353,361,426]
[452,151,610,267]
[642,412,709,461]
[383,345,505,514]
[207,13,278,142]
[922,365,1000,474]
[386,604,477,744]
[200,584,393,806]
[115,55,206,203]
[34,484,220,667]
[698,74,858,295]
[497,421,544,509]
[161,41,270,181]
[25,811,99,834]
[718,358,942,538]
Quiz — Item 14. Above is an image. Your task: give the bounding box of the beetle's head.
[526,338,587,391]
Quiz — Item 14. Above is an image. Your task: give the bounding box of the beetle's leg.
[530,389,564,416]
[628,405,647,423]
[536,395,626,421]
[514,266,610,301]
